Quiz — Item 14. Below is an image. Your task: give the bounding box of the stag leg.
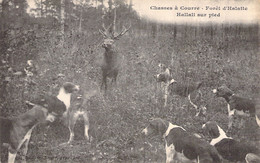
[112,71,118,87]
[101,73,107,92]
[82,112,90,141]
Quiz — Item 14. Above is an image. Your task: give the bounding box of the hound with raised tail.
[0,105,63,163]
[157,73,206,116]
[142,118,222,163]
[202,121,260,163]
[212,85,260,130]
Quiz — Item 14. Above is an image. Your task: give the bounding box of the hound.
[155,64,206,115]
[163,77,206,116]
[212,85,260,130]
[26,82,82,144]
[202,121,260,163]
[155,66,175,107]
[0,105,63,163]
[62,89,97,144]
[142,118,222,163]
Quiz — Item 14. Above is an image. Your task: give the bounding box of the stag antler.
[113,25,131,40]
[99,24,113,38]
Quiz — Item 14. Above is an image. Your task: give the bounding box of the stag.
[99,25,130,92]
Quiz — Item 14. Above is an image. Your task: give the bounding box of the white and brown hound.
[202,121,260,163]
[212,85,260,130]
[0,105,62,163]
[62,89,97,144]
[27,82,86,144]
[155,69,206,116]
[142,118,222,163]
[168,80,203,109]
[155,65,175,107]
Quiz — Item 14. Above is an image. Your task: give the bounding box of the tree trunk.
[40,0,43,17]
[101,0,105,29]
[1,0,9,31]
[113,7,116,33]
[60,0,65,44]
[79,6,82,32]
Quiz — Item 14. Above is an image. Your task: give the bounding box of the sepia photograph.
[0,0,260,162]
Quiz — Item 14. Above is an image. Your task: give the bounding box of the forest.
[0,0,259,162]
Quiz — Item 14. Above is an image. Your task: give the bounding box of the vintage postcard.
[0,0,259,162]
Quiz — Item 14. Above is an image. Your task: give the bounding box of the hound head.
[158,63,167,70]
[212,85,234,98]
[202,121,221,139]
[62,82,80,94]
[35,106,59,123]
[155,71,175,84]
[142,118,168,137]
[155,73,167,82]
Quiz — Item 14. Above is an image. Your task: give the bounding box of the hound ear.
[205,122,220,138]
[151,119,168,135]
[165,68,170,75]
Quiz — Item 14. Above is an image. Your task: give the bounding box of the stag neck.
[104,45,116,52]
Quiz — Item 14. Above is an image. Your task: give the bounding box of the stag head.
[99,25,131,49]
[102,38,114,49]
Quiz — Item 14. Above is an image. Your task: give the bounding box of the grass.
[1,24,259,162]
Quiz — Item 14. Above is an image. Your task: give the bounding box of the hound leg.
[188,94,198,110]
[83,112,90,141]
[164,93,168,107]
[255,115,260,127]
[19,128,33,163]
[59,112,79,146]
[21,139,30,163]
[245,153,260,163]
[8,138,25,163]
[227,104,235,131]
[21,132,33,163]
[165,144,175,163]
[67,112,80,144]
[8,152,17,163]
[164,83,170,107]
